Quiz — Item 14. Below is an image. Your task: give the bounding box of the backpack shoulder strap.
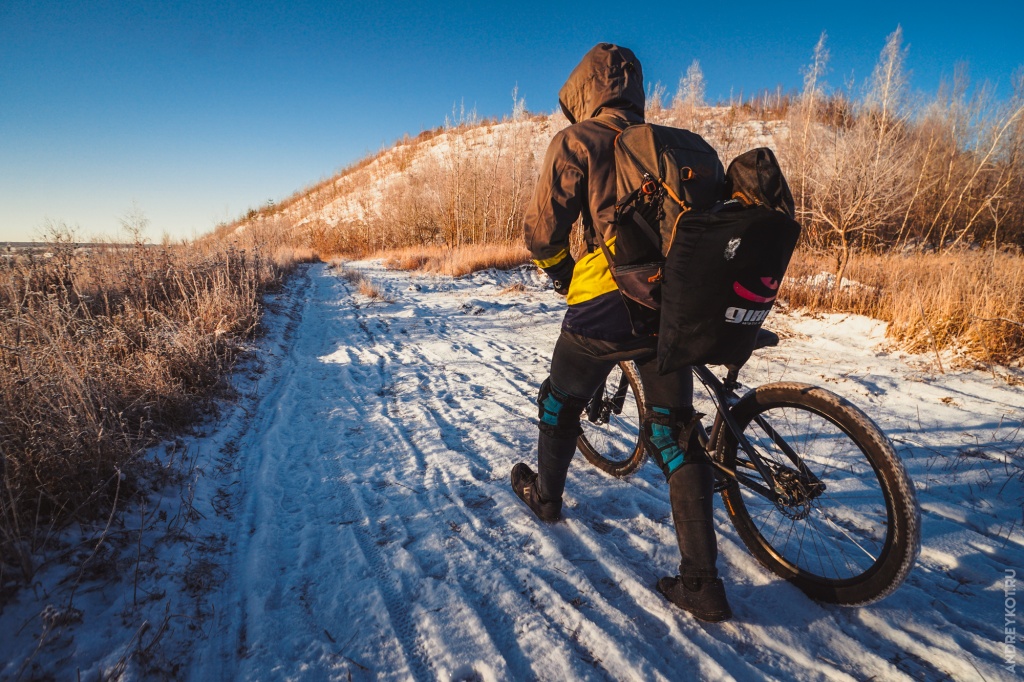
[595,207,662,269]
[627,207,661,247]
[592,114,639,135]
[593,119,623,134]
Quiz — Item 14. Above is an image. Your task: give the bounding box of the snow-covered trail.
[4,260,1018,680]
[178,261,1019,681]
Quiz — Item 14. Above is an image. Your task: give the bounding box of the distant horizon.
[3,0,1022,242]
[1,240,161,246]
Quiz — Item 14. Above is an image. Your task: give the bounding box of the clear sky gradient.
[2,0,1021,242]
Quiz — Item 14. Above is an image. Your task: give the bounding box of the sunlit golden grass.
[374,243,1022,367]
[0,239,314,578]
[332,262,387,300]
[784,248,1024,366]
[381,243,530,277]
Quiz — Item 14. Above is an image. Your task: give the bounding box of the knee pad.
[537,378,588,439]
[643,406,704,480]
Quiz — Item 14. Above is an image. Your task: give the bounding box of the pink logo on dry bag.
[733,277,779,303]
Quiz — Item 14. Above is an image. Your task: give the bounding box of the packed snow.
[2,261,1021,681]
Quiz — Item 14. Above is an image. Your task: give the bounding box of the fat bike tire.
[714,382,920,606]
[578,361,647,478]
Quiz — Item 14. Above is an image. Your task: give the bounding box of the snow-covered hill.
[234,107,788,244]
[3,261,1020,680]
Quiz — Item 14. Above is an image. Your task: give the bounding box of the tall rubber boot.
[668,454,718,579]
[536,430,578,503]
[658,439,732,622]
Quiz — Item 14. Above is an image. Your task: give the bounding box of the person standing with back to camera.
[510,43,732,622]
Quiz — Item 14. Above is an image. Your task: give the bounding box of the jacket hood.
[559,43,645,124]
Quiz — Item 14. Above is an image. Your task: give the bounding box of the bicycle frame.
[692,365,823,506]
[585,369,631,424]
[578,341,920,606]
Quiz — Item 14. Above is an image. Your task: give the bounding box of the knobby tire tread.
[577,361,647,478]
[714,382,920,606]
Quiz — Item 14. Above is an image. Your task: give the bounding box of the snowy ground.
[2,261,1022,681]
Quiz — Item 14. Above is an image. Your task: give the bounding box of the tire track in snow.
[347,262,934,682]
[222,271,375,675]
[189,266,430,680]
[349,277,775,681]
[298,269,435,680]
[187,265,325,678]
[330,275,574,679]
[179,260,1009,681]
[323,268,657,679]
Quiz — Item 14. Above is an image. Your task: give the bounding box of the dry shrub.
[380,244,529,277]
[781,30,1024,255]
[784,248,1024,365]
[358,279,383,299]
[0,236,300,579]
[334,265,386,300]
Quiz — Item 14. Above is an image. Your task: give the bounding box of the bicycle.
[577,329,921,606]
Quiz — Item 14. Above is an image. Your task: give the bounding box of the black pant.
[536,330,720,579]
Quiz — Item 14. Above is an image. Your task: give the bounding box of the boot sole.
[656,582,733,623]
[510,465,561,522]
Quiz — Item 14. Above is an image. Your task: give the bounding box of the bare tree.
[806,121,909,299]
[792,33,830,225]
[119,202,150,245]
[501,87,537,242]
[646,81,667,121]
[864,26,909,158]
[804,29,912,300]
[673,60,706,130]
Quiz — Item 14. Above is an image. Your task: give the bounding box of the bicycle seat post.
[724,366,741,392]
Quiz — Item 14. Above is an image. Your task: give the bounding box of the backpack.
[599,126,801,371]
[597,123,725,334]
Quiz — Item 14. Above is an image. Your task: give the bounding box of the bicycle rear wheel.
[714,382,920,605]
[577,361,646,477]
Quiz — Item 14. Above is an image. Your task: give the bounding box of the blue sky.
[1,1,1021,242]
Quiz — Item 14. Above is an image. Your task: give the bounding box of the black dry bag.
[656,148,801,374]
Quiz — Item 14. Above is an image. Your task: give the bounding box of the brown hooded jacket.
[524,42,645,341]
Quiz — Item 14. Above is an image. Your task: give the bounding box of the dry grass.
[374,242,1022,367]
[358,279,382,299]
[0,237,313,580]
[332,263,388,301]
[381,244,530,277]
[784,248,1024,366]
[500,282,527,295]
[270,246,317,267]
